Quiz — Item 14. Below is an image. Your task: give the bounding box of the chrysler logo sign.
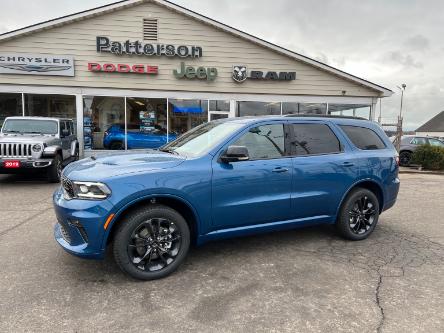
[0,53,74,76]
[232,65,296,83]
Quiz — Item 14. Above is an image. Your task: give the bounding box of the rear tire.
[113,204,190,280]
[336,188,380,241]
[399,151,412,166]
[47,154,63,183]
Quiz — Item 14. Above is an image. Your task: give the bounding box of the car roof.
[5,116,72,121]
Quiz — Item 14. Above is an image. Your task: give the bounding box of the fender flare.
[334,178,385,221]
[70,140,78,157]
[101,193,201,249]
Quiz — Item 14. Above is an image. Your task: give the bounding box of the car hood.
[0,133,58,144]
[62,150,186,181]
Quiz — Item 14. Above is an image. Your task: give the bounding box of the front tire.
[47,154,63,183]
[113,204,190,280]
[336,188,380,241]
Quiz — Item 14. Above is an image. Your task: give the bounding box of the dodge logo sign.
[233,65,247,83]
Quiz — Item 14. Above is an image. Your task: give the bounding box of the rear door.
[211,122,293,229]
[288,121,359,220]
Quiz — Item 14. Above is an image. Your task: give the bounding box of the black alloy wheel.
[113,205,190,280]
[336,188,380,240]
[128,218,182,272]
[348,195,377,235]
[399,151,412,166]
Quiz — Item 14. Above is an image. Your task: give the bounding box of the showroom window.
[282,102,327,115]
[0,93,22,126]
[237,101,281,117]
[126,98,168,149]
[83,96,125,150]
[169,99,208,135]
[328,104,371,119]
[25,94,76,119]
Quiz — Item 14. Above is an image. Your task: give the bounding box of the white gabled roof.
[0,0,393,97]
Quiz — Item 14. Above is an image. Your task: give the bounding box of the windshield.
[2,119,58,135]
[162,121,245,157]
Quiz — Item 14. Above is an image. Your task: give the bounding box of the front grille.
[61,176,75,199]
[0,143,33,158]
[59,223,72,244]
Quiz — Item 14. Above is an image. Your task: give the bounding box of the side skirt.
[197,215,333,245]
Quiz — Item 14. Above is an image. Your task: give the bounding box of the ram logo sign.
[0,53,75,76]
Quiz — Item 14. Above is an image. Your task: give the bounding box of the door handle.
[272,167,289,173]
[342,161,355,167]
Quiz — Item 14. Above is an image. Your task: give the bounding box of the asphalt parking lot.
[0,173,443,333]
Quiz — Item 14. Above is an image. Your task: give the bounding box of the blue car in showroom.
[54,115,400,280]
[103,123,177,150]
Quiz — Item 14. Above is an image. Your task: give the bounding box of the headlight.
[32,144,42,152]
[71,181,111,200]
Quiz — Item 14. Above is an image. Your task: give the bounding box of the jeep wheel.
[399,151,412,166]
[110,141,124,150]
[113,204,190,280]
[47,154,63,183]
[336,188,379,241]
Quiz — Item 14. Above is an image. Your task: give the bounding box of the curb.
[399,169,444,175]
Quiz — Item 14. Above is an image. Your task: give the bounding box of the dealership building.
[0,0,393,156]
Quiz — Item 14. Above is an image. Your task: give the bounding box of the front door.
[211,122,292,229]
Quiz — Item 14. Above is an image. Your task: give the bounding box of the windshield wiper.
[159,148,179,155]
[25,131,45,135]
[4,130,23,134]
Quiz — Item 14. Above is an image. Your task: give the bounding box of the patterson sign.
[96,36,203,58]
[0,53,74,76]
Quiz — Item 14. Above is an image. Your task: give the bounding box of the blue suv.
[103,124,177,150]
[53,116,400,280]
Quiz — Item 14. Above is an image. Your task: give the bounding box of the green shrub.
[411,145,444,170]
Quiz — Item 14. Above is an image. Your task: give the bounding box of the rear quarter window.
[340,125,386,150]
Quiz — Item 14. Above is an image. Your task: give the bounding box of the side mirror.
[61,129,70,137]
[220,145,249,163]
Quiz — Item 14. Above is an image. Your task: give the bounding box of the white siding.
[0,2,380,97]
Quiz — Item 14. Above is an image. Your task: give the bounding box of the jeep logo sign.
[173,62,217,81]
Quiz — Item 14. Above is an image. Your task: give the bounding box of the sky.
[0,0,442,130]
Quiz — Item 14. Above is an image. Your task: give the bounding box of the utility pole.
[394,84,406,152]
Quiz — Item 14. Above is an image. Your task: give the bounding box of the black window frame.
[229,122,291,161]
[339,125,386,151]
[287,122,343,157]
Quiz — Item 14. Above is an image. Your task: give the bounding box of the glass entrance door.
[208,100,232,121]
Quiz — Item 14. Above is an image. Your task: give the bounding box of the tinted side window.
[233,124,285,160]
[340,125,385,150]
[289,123,341,156]
[428,138,444,147]
[411,137,427,145]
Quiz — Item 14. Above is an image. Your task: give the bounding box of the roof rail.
[284,114,367,120]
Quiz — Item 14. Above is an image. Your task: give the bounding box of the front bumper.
[53,187,115,259]
[0,157,54,173]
